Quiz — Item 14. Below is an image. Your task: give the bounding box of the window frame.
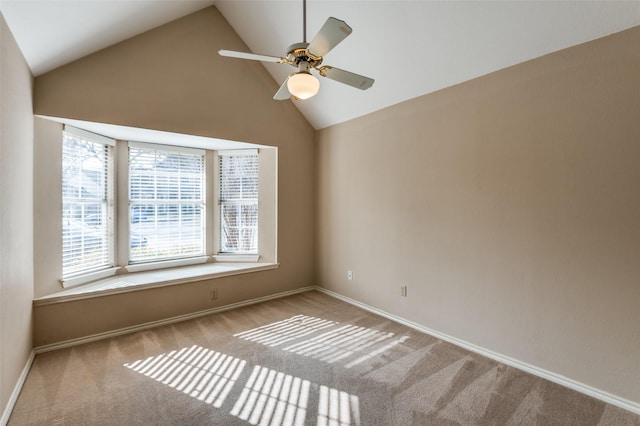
[127,141,207,265]
[61,126,115,281]
[217,149,259,255]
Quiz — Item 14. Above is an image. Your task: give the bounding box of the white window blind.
[129,143,205,263]
[219,150,259,253]
[62,129,113,277]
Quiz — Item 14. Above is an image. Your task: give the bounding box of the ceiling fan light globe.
[287,72,320,99]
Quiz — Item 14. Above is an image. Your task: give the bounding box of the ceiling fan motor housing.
[285,43,323,68]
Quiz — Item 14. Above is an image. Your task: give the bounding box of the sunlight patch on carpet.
[233,314,337,347]
[234,316,410,367]
[124,345,246,408]
[318,385,361,426]
[229,365,362,426]
[282,325,397,364]
[124,345,363,424]
[230,365,310,425]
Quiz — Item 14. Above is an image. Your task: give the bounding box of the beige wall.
[32,7,315,346]
[317,26,640,404]
[33,117,62,298]
[0,13,34,418]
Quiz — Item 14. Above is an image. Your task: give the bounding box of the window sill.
[60,266,121,288]
[34,262,279,306]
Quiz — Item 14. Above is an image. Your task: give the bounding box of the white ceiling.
[2,1,640,131]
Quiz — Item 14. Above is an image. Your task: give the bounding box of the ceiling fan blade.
[307,17,352,57]
[218,50,284,63]
[273,76,291,100]
[318,66,374,90]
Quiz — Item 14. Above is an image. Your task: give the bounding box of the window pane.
[129,146,205,263]
[62,132,112,276]
[219,153,258,253]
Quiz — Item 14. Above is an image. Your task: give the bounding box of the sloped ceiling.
[2,0,640,130]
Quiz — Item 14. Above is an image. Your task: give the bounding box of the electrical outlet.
[347,270,353,281]
[400,285,407,297]
[210,288,218,300]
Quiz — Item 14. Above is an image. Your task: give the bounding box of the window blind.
[129,144,205,263]
[219,150,259,253]
[62,130,113,277]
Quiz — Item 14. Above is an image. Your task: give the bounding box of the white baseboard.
[35,286,316,354]
[1,350,35,426]
[316,287,640,416]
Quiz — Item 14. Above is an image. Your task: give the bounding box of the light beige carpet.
[9,291,640,425]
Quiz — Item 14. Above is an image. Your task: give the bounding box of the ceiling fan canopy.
[218,0,374,100]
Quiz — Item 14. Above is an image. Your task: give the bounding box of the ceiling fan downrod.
[302,0,307,43]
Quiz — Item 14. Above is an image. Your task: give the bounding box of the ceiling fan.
[218,0,374,100]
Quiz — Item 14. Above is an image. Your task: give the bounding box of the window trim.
[212,254,260,263]
[125,255,209,273]
[65,125,116,147]
[60,266,120,289]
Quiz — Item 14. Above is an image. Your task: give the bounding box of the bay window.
[59,124,276,289]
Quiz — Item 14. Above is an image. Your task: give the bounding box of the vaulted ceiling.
[2,1,639,129]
